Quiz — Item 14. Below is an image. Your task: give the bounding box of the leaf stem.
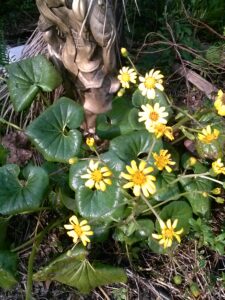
[147,138,156,161]
[0,117,23,131]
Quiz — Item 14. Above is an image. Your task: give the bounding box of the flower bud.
[121,47,128,57]
[189,157,197,166]
[173,275,182,285]
[215,197,224,204]
[117,88,125,97]
[211,187,221,195]
[68,157,78,165]
[86,137,95,148]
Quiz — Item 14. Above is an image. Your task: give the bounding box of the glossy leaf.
[6,55,62,111]
[0,164,49,215]
[0,251,18,289]
[33,247,127,294]
[180,175,212,216]
[26,98,84,162]
[70,154,124,219]
[96,97,133,139]
[159,200,193,233]
[128,108,145,130]
[152,172,180,202]
[110,130,162,163]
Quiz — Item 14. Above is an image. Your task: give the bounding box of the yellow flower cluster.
[153,149,176,172]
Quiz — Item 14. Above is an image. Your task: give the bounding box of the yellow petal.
[172,219,178,229]
[69,215,79,225]
[80,220,88,226]
[139,160,147,171]
[133,185,141,196]
[123,182,134,189]
[131,160,138,171]
[152,233,162,240]
[85,179,95,189]
[64,224,73,230]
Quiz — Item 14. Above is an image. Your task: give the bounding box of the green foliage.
[33,247,127,294]
[0,251,18,290]
[6,55,62,112]
[0,164,49,215]
[26,98,84,163]
[190,218,225,254]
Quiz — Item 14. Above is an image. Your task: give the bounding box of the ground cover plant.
[0,1,225,299]
[0,47,225,298]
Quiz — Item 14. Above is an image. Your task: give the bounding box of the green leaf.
[132,89,148,107]
[159,200,193,233]
[69,155,125,219]
[152,171,180,202]
[0,164,49,215]
[110,130,162,163]
[180,180,212,216]
[180,169,212,216]
[33,247,127,294]
[0,251,18,289]
[128,108,145,130]
[96,97,133,139]
[114,219,154,245]
[6,55,62,112]
[26,97,84,162]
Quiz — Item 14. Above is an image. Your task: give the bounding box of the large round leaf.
[0,164,49,215]
[33,247,127,294]
[26,97,84,162]
[109,130,162,163]
[70,154,125,219]
[0,251,18,290]
[6,55,62,112]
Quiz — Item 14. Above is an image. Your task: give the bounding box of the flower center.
[156,156,169,169]
[74,224,83,236]
[164,228,174,239]
[121,73,130,82]
[132,171,146,185]
[149,111,159,121]
[204,134,216,143]
[91,170,103,182]
[145,77,156,89]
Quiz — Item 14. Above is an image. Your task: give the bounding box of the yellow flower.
[152,219,183,248]
[138,69,164,99]
[86,137,95,148]
[214,90,225,116]
[118,66,137,89]
[120,160,156,197]
[64,215,93,246]
[81,160,112,191]
[153,123,174,140]
[121,47,128,57]
[138,103,168,131]
[198,125,219,144]
[212,158,225,175]
[153,149,175,172]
